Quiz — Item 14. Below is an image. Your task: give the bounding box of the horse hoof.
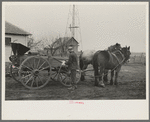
[104,81,109,85]
[99,84,105,88]
[110,82,113,85]
[95,84,98,86]
[114,83,118,85]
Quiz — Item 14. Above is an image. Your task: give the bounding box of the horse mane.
[108,43,121,52]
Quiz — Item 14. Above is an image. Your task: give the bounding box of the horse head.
[121,46,131,63]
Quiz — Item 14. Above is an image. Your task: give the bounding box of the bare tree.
[42,37,68,57]
[27,36,42,49]
[35,36,69,57]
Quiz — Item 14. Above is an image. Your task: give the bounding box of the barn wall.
[67,40,78,53]
[5,34,28,62]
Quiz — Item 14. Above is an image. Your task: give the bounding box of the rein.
[111,50,125,64]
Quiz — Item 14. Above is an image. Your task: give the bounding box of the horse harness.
[94,50,126,78]
[108,50,125,65]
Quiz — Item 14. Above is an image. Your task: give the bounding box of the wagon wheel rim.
[58,66,81,87]
[10,64,21,83]
[18,56,51,90]
[76,69,81,83]
[58,72,72,86]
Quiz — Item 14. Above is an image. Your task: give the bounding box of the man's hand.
[61,60,66,66]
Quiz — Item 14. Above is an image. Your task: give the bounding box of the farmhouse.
[5,21,32,62]
[51,37,79,56]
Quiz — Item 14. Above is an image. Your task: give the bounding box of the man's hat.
[68,46,73,50]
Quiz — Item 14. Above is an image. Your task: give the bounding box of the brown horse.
[92,46,131,87]
[79,43,121,81]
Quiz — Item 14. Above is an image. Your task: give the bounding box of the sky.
[4,2,148,52]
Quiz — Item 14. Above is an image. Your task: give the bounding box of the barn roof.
[5,21,32,36]
[66,37,79,44]
[53,37,78,46]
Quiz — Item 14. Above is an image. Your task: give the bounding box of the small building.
[51,37,79,56]
[5,21,32,62]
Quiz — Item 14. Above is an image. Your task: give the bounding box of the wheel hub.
[33,69,39,76]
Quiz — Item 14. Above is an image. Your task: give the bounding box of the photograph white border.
[2,2,149,120]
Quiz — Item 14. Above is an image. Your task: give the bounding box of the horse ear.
[128,46,130,50]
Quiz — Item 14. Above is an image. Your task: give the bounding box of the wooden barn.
[5,21,32,62]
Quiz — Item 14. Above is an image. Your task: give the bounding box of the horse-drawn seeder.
[9,43,81,90]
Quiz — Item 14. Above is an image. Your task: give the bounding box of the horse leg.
[114,71,118,85]
[80,64,88,81]
[98,67,105,87]
[114,67,121,85]
[81,72,85,81]
[110,70,114,85]
[103,70,108,83]
[94,66,99,86]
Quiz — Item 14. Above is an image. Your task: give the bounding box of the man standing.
[62,46,78,90]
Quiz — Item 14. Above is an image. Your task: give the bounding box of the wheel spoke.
[25,75,33,85]
[21,74,32,79]
[35,77,38,87]
[31,78,34,87]
[59,73,62,81]
[26,60,33,69]
[52,72,58,79]
[65,77,70,84]
[21,64,33,71]
[36,58,41,69]
[37,75,44,84]
[39,66,50,71]
[60,73,68,83]
[38,61,46,70]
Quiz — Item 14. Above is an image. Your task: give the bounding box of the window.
[5,37,11,46]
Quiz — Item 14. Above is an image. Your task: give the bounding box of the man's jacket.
[65,51,78,70]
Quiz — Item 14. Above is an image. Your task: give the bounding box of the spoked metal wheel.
[58,65,81,87]
[18,56,51,90]
[10,64,20,83]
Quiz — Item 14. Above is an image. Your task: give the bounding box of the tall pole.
[69,5,79,38]
[72,5,75,37]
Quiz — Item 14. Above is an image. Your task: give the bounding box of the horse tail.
[79,53,84,70]
[92,51,99,70]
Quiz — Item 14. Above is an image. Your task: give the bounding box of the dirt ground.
[5,64,146,100]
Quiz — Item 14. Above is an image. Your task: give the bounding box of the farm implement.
[9,43,81,90]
